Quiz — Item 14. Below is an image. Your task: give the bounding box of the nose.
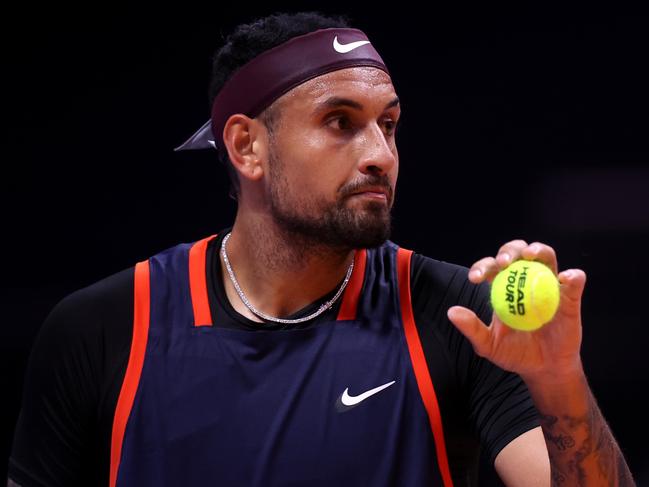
[357,122,397,176]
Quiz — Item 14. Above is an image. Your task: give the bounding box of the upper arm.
[494,426,551,487]
[409,253,543,477]
[8,293,99,486]
[8,266,134,487]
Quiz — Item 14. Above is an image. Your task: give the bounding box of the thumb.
[447,306,491,357]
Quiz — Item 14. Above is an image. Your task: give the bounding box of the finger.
[496,239,529,268]
[520,242,559,275]
[468,257,497,283]
[447,306,492,357]
[558,268,587,311]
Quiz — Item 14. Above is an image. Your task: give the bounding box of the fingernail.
[470,269,482,278]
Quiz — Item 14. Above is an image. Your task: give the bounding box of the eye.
[327,115,354,131]
[383,118,400,136]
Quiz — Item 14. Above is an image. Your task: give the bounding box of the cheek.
[286,144,348,190]
[271,157,334,203]
[274,123,359,196]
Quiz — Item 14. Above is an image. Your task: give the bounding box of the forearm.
[523,363,635,486]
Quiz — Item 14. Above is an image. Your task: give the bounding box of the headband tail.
[174,119,216,151]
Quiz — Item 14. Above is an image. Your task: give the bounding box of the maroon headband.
[175,27,390,151]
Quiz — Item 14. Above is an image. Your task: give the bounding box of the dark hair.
[208,11,352,200]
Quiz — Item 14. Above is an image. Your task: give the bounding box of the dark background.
[3,3,648,485]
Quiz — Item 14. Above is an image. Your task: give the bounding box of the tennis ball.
[490,260,560,331]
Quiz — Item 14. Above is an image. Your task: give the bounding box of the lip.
[352,192,388,201]
[349,187,390,201]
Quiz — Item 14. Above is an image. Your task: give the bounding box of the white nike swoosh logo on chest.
[341,380,396,406]
[333,36,371,54]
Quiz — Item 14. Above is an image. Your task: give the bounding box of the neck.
[220,213,355,322]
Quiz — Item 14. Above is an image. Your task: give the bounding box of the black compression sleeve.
[8,267,134,487]
[409,253,540,484]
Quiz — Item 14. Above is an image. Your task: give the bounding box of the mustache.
[339,175,393,199]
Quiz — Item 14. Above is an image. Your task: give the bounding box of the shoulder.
[59,266,135,310]
[408,251,491,320]
[409,251,470,287]
[380,241,480,295]
[399,249,490,364]
[44,266,135,342]
[27,265,136,400]
[24,265,137,418]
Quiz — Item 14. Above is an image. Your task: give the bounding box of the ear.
[222,114,268,182]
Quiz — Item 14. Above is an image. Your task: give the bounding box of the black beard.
[266,141,394,251]
[270,194,392,250]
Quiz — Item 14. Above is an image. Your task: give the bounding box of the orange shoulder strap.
[110,260,151,487]
[189,234,218,326]
[336,249,367,321]
[396,248,454,487]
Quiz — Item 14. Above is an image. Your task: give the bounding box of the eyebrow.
[313,96,400,115]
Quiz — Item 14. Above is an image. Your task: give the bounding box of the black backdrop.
[3,4,648,485]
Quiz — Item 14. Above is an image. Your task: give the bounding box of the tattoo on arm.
[539,390,636,486]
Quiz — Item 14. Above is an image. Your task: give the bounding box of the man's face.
[262,66,400,250]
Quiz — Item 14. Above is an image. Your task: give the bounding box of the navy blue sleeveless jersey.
[9,230,541,487]
[111,235,453,486]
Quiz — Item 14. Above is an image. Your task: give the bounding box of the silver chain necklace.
[220,232,355,324]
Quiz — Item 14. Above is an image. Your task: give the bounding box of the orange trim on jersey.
[397,248,454,487]
[110,260,151,487]
[336,249,367,321]
[189,235,218,327]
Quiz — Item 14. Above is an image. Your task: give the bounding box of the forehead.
[278,66,398,113]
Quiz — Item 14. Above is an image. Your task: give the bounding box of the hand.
[447,240,587,382]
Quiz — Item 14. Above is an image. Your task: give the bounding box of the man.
[8,11,635,487]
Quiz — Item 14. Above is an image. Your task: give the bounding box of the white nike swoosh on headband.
[333,36,371,54]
